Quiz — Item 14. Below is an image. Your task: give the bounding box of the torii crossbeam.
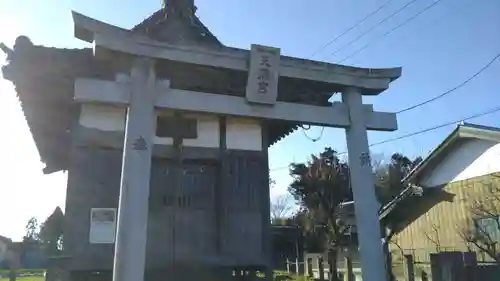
[72,11,401,281]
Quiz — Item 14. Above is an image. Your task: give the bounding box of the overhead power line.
[339,0,444,63]
[368,105,500,147]
[302,0,475,142]
[346,0,475,65]
[301,126,325,142]
[330,0,423,58]
[296,0,496,160]
[310,0,397,57]
[300,50,500,142]
[395,51,500,114]
[270,104,500,171]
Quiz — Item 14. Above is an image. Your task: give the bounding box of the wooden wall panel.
[220,151,268,265]
[64,146,270,270]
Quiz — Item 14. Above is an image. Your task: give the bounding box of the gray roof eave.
[401,122,500,185]
[380,122,500,222]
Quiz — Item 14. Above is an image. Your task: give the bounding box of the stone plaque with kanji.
[245,44,280,105]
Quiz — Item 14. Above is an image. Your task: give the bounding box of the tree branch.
[423,224,441,252]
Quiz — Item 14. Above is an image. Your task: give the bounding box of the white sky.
[0,61,67,241]
[0,4,68,241]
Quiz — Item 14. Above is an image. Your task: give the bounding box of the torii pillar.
[72,11,400,281]
[112,59,156,281]
[343,87,386,281]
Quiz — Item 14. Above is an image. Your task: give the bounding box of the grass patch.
[0,269,312,281]
[0,270,45,275]
[272,270,314,281]
[0,277,44,281]
[0,269,45,281]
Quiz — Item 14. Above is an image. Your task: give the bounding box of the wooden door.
[173,160,217,262]
[147,160,175,267]
[221,151,267,265]
[147,159,217,265]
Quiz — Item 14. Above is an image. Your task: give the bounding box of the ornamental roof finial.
[163,0,197,15]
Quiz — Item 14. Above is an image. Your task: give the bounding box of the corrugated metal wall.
[391,173,500,264]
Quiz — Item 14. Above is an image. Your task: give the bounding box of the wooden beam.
[75,78,398,131]
[71,11,402,93]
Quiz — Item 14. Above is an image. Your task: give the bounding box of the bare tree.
[269,175,276,189]
[423,224,442,252]
[458,180,500,262]
[271,194,296,222]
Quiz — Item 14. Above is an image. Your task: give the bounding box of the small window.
[156,115,197,139]
[474,216,500,243]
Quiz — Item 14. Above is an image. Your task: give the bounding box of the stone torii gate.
[72,11,401,281]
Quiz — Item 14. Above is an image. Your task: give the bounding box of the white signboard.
[89,208,117,244]
[245,44,280,105]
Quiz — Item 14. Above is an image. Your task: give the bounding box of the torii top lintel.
[72,11,402,95]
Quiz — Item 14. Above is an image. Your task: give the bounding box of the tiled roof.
[131,3,222,48]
